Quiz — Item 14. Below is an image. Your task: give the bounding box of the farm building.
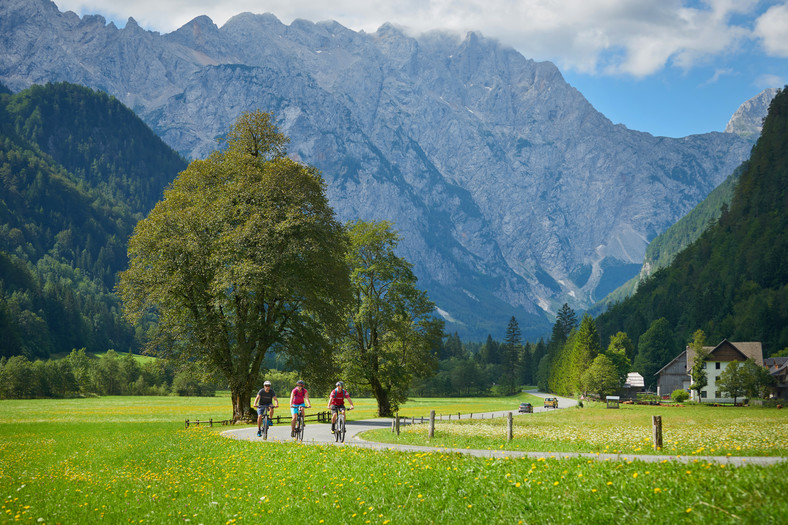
[764,357,788,399]
[655,340,764,402]
[620,372,645,399]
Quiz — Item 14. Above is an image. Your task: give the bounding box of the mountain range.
[0,0,768,339]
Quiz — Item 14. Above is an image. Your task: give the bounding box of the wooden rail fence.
[186,411,331,429]
[390,410,517,441]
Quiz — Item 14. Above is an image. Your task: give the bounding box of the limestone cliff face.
[0,0,754,338]
[725,88,779,140]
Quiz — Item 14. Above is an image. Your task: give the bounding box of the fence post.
[429,410,435,438]
[185,419,189,429]
[652,415,663,450]
[395,413,400,436]
[507,412,513,442]
[209,419,213,427]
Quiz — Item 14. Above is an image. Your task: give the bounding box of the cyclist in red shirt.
[289,379,311,437]
[328,381,354,433]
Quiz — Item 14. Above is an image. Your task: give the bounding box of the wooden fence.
[391,410,516,441]
[186,411,331,429]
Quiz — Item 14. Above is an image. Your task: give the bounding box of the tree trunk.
[231,387,254,421]
[370,376,392,417]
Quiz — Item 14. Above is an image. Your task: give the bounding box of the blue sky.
[55,0,788,138]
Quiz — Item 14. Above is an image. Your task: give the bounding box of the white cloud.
[755,2,788,57]
[704,67,735,85]
[54,0,767,77]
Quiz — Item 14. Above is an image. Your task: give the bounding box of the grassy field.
[1,395,786,524]
[364,401,788,458]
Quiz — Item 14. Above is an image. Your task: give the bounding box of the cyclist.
[328,381,354,433]
[253,380,279,437]
[289,379,311,437]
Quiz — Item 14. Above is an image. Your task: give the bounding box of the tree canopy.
[339,220,443,416]
[118,110,350,419]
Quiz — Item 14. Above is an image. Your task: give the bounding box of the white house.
[656,340,763,402]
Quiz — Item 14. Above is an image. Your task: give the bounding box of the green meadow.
[1,395,786,524]
[367,401,788,457]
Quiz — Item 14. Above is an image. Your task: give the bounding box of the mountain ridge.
[0,0,756,339]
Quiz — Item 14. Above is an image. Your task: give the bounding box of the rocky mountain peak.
[725,88,780,140]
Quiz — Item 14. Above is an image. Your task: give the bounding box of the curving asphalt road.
[221,392,785,466]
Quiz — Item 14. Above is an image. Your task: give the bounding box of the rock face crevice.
[0,0,756,338]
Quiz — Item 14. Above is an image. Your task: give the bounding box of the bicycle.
[334,407,347,443]
[260,410,270,440]
[332,405,352,443]
[254,405,274,440]
[292,405,306,442]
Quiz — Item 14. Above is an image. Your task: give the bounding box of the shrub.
[671,389,690,403]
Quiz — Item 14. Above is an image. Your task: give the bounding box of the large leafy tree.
[340,220,444,416]
[579,354,620,398]
[118,111,350,420]
[717,361,746,403]
[739,359,774,400]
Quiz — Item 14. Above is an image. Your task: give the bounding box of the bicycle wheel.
[334,412,341,442]
[338,412,346,443]
[297,412,305,442]
[262,413,269,440]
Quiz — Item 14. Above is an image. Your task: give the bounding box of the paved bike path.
[221,393,785,466]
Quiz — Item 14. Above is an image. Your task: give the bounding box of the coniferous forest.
[596,87,788,366]
[0,82,186,359]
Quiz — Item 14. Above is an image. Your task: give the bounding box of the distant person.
[290,379,311,437]
[253,380,279,437]
[328,381,354,432]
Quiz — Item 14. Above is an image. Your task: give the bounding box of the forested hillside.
[0,82,187,358]
[597,87,788,367]
[594,161,748,310]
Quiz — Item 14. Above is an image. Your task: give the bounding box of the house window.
[715,391,720,398]
[702,363,707,369]
[701,391,707,398]
[715,362,721,370]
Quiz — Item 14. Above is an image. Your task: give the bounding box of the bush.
[671,389,690,403]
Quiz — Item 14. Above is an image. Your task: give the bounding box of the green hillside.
[597,87,788,362]
[0,82,187,358]
[594,161,747,311]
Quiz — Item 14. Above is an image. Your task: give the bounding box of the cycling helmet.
[263,380,271,386]
[336,381,344,387]
[296,379,305,385]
